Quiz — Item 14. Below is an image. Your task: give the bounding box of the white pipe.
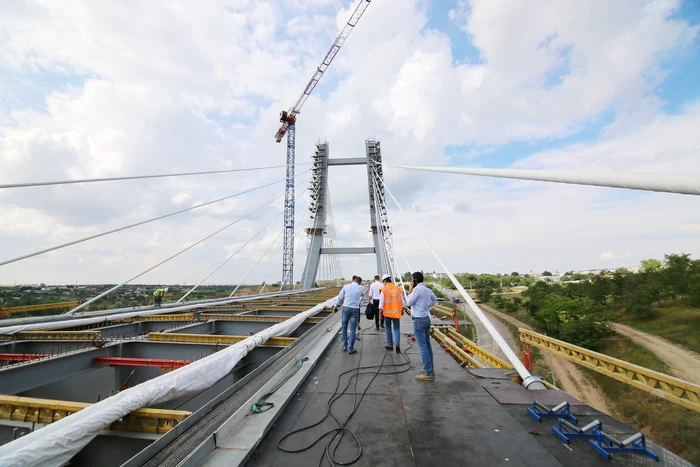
[385,164,700,196]
[374,167,545,389]
[0,178,289,267]
[65,190,288,315]
[0,163,311,189]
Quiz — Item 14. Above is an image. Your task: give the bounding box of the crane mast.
[276,0,372,290]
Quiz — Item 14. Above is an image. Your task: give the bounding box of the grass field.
[620,301,700,354]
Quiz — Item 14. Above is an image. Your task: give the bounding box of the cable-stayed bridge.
[0,140,698,466]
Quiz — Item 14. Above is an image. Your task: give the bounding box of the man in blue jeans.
[406,271,438,381]
[333,276,365,354]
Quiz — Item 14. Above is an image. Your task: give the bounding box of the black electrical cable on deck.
[277,326,414,467]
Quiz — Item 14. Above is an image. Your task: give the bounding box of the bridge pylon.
[300,139,393,288]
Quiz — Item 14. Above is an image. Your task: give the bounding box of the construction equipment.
[589,430,658,461]
[274,0,372,289]
[552,418,601,444]
[527,400,576,423]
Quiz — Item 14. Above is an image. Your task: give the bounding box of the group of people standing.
[333,271,438,381]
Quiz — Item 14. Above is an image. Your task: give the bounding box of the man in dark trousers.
[368,275,384,330]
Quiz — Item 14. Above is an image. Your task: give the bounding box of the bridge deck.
[244,313,685,467]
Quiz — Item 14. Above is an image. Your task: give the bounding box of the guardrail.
[520,328,700,413]
[431,327,484,368]
[443,327,512,369]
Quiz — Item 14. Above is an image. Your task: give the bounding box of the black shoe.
[395,345,401,353]
[376,325,380,330]
[385,345,393,350]
[380,325,384,329]
[348,349,358,355]
[342,347,347,352]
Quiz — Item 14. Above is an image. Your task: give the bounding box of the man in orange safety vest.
[379,274,404,353]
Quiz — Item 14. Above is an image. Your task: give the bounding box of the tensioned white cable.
[65,186,296,315]
[385,164,700,196]
[0,163,311,189]
[177,184,309,303]
[394,235,413,275]
[0,176,293,267]
[228,190,314,297]
[371,165,545,389]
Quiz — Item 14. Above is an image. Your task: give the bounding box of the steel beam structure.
[92,357,192,370]
[327,158,366,166]
[148,333,295,346]
[319,247,375,254]
[0,395,190,434]
[281,123,296,290]
[366,139,389,276]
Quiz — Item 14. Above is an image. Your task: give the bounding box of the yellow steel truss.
[0,331,101,341]
[431,328,484,368]
[0,395,190,434]
[443,327,512,369]
[148,332,295,347]
[200,314,324,323]
[1,301,81,318]
[520,329,700,412]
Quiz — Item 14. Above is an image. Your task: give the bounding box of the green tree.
[511,271,520,277]
[512,297,523,311]
[640,258,662,273]
[687,274,700,308]
[663,253,692,298]
[627,286,653,316]
[476,285,494,303]
[542,271,553,276]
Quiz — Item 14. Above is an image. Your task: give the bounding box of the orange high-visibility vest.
[381,283,403,319]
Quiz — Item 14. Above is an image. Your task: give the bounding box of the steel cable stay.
[0,174,308,267]
[228,187,317,297]
[178,180,312,303]
[0,163,312,190]
[64,178,308,315]
[371,164,546,389]
[383,163,700,196]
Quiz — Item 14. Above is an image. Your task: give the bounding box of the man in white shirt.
[368,275,384,330]
[406,271,438,381]
[333,276,365,354]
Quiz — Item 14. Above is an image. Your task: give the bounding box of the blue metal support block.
[552,418,601,444]
[588,430,658,461]
[527,400,577,423]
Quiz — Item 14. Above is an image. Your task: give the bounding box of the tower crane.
[275,0,372,289]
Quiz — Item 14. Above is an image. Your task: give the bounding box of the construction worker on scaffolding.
[153,287,167,307]
[379,274,404,353]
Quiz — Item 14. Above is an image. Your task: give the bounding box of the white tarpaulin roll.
[0,296,337,467]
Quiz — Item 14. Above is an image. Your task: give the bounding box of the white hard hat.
[164,288,169,292]
[381,274,391,281]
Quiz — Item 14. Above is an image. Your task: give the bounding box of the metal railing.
[520,329,700,412]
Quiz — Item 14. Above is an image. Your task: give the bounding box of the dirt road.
[612,323,700,385]
[479,304,613,415]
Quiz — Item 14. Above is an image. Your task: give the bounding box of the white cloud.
[0,0,698,287]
